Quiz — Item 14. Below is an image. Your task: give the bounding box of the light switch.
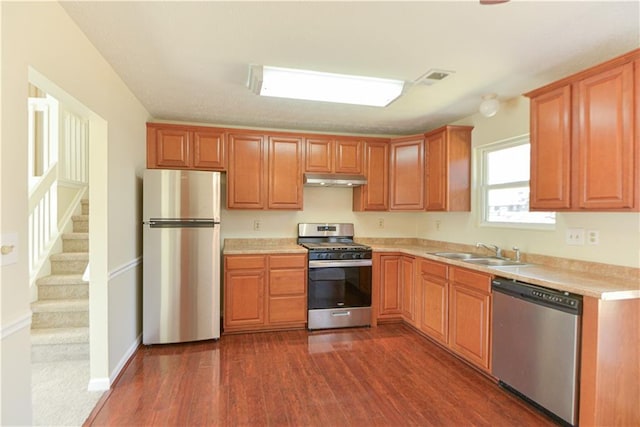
[1,233,18,266]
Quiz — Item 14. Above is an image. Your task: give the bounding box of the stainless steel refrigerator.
[142,169,221,344]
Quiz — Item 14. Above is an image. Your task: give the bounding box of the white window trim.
[476,134,556,231]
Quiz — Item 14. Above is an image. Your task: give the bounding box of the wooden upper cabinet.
[268,135,303,210]
[529,85,572,210]
[226,132,266,209]
[192,128,226,170]
[353,140,390,211]
[147,123,226,170]
[304,136,364,174]
[389,135,425,210]
[526,48,639,211]
[305,137,333,172]
[334,138,363,174]
[575,63,635,209]
[424,125,473,211]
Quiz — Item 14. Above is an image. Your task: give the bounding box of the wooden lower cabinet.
[400,256,416,325]
[376,254,402,321]
[224,253,307,333]
[376,255,492,372]
[268,255,307,324]
[448,267,492,371]
[224,256,266,330]
[419,259,449,345]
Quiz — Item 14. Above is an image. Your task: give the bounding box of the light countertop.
[223,238,639,300]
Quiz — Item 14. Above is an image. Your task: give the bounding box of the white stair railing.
[60,107,89,185]
[27,95,89,280]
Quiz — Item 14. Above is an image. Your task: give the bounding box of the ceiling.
[61,1,639,136]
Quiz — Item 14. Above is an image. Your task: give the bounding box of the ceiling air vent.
[414,69,455,86]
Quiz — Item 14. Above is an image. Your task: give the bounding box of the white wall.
[1,3,149,423]
[220,175,422,242]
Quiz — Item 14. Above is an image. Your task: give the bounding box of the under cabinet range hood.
[303,173,367,187]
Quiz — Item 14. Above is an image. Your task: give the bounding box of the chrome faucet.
[476,242,502,258]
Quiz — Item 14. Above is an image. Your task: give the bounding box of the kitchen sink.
[462,257,529,267]
[431,252,478,260]
[431,252,529,267]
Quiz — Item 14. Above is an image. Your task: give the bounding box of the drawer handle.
[331,311,351,317]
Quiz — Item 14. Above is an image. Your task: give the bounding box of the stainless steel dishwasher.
[492,277,582,426]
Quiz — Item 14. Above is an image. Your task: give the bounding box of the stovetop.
[300,242,371,252]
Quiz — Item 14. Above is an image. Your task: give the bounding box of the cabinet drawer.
[269,254,306,269]
[450,267,491,293]
[270,269,306,296]
[269,296,307,323]
[421,259,448,279]
[225,255,266,270]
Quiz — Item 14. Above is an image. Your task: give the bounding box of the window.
[479,135,555,227]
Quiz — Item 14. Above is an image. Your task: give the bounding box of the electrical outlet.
[435,220,441,231]
[378,218,384,229]
[565,228,585,245]
[587,230,600,245]
[253,219,261,231]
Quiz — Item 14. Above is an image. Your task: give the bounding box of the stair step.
[31,341,89,362]
[51,252,89,274]
[62,232,89,252]
[81,199,89,215]
[37,274,89,300]
[31,327,89,345]
[31,299,89,328]
[72,215,89,232]
[31,298,89,313]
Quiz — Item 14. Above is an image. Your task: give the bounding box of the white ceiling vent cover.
[414,69,455,86]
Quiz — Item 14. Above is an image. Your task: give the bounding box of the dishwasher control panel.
[492,278,582,314]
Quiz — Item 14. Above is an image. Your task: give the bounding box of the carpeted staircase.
[31,199,90,362]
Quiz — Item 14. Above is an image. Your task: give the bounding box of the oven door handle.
[309,259,372,268]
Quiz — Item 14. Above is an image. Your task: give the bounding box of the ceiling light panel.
[248,65,405,107]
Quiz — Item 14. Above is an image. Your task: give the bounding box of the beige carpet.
[32,360,104,426]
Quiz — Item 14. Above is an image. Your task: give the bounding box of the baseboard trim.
[1,312,32,340]
[110,333,141,385]
[87,377,110,392]
[108,256,141,281]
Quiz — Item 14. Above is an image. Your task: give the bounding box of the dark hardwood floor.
[85,324,556,426]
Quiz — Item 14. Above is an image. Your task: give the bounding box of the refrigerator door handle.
[147,219,218,228]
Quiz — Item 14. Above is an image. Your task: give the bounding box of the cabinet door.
[378,255,401,317]
[227,133,266,209]
[389,136,425,210]
[154,128,191,168]
[420,273,448,344]
[192,128,226,170]
[268,135,303,209]
[419,259,449,344]
[529,85,573,210]
[575,63,635,209]
[400,256,416,324]
[335,139,363,174]
[353,140,389,211]
[425,126,472,212]
[305,137,333,172]
[224,269,265,328]
[448,275,491,371]
[425,130,447,211]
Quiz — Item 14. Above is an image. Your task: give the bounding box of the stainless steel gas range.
[297,223,372,330]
